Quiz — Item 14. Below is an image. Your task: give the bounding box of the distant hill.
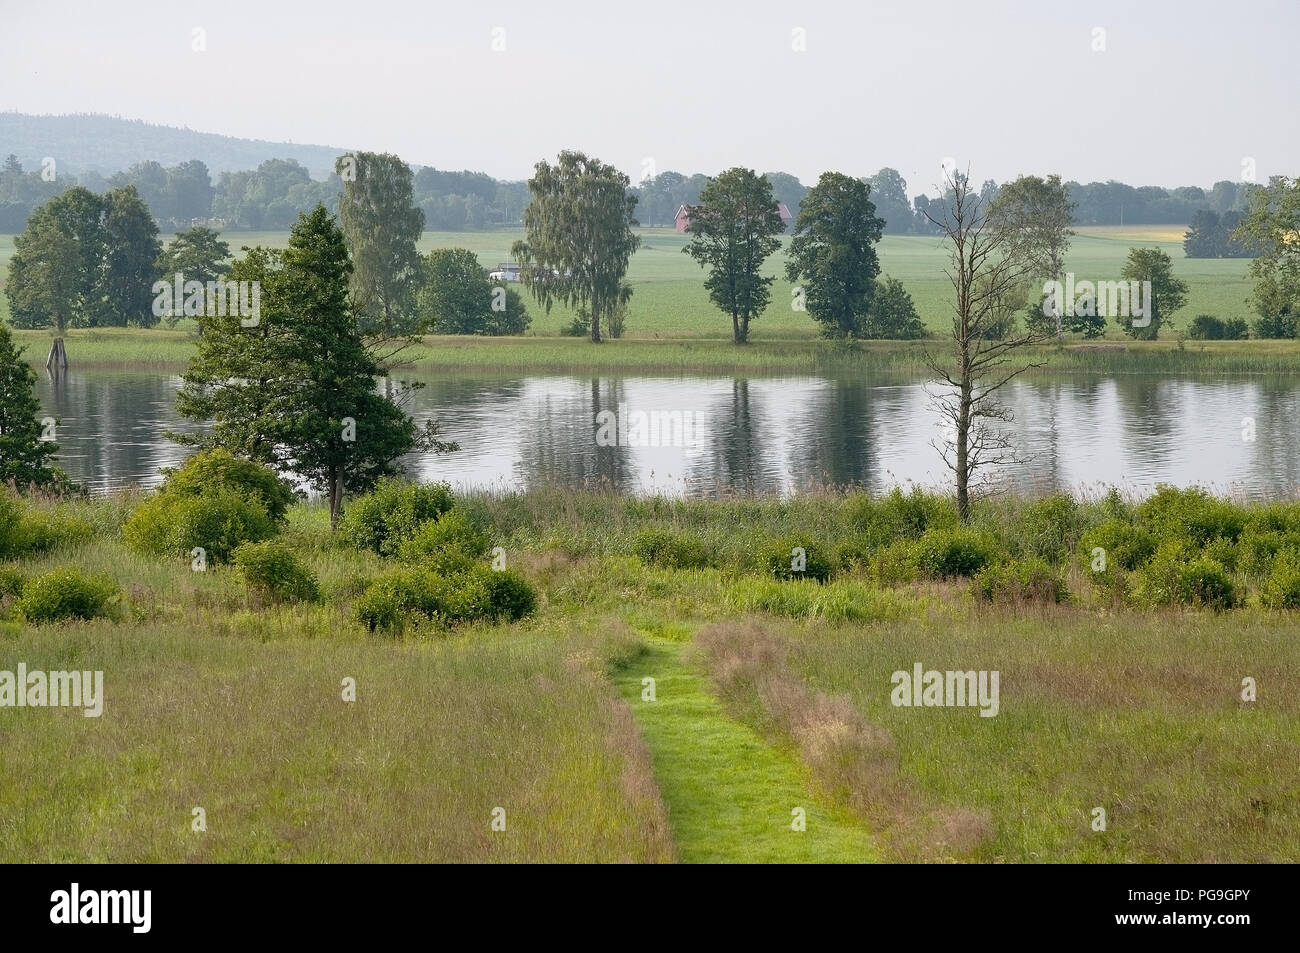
[0,112,350,179]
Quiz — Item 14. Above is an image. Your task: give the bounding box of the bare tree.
[923,169,1052,521]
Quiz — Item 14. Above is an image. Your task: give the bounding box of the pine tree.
[0,321,62,489]
[175,206,454,529]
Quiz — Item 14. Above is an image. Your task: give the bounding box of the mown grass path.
[613,639,880,863]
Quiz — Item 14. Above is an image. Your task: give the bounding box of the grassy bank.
[12,325,1300,376]
[2,485,1298,862]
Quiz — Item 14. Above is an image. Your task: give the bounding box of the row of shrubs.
[621,486,1300,611]
[116,453,538,633]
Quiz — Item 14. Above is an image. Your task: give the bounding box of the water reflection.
[32,370,1300,500]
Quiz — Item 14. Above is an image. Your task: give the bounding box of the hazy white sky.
[1,0,1295,189]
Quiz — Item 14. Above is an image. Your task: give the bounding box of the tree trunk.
[732,311,741,344]
[956,383,971,522]
[741,314,750,344]
[590,302,601,343]
[45,337,68,373]
[330,465,344,531]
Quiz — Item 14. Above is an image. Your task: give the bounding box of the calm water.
[31,370,1300,500]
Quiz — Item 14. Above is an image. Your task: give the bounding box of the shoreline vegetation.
[14,326,1300,375]
[2,483,1298,862]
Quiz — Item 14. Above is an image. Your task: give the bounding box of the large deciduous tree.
[682,167,785,344]
[784,172,884,339]
[175,206,454,529]
[989,174,1075,338]
[336,152,425,336]
[1118,248,1188,340]
[102,185,163,327]
[417,248,530,335]
[923,169,1049,522]
[512,151,640,343]
[6,187,105,336]
[1234,176,1300,334]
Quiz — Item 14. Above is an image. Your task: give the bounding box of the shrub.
[1173,557,1238,611]
[233,541,321,604]
[1187,314,1226,340]
[15,568,119,624]
[0,564,23,599]
[355,564,536,633]
[1237,527,1291,580]
[763,536,833,582]
[858,488,958,545]
[973,558,1068,604]
[632,528,713,570]
[1133,542,1236,609]
[913,528,994,579]
[125,487,277,563]
[485,569,537,621]
[157,450,295,522]
[1131,539,1196,607]
[1079,519,1156,573]
[338,478,456,555]
[0,491,92,558]
[1260,551,1300,609]
[397,509,492,564]
[1252,311,1297,339]
[1136,485,1246,546]
[1018,494,1081,564]
[1223,317,1249,340]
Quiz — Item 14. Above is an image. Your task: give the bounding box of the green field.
[0,225,1256,342]
[2,487,1298,863]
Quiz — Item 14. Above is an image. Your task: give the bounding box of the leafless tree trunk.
[923,169,1051,522]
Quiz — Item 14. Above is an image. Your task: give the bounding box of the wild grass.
[4,486,1300,862]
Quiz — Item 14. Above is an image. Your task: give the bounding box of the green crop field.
[0,225,1256,341]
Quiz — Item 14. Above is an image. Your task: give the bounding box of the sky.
[1,0,1296,190]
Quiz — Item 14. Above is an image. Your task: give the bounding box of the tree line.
[1,149,1270,237]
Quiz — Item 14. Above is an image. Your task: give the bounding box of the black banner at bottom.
[0,862,1283,940]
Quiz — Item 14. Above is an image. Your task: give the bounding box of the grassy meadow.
[3,485,1298,863]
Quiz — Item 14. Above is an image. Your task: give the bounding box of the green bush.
[157,450,295,522]
[1018,494,1082,564]
[125,487,277,563]
[632,528,713,570]
[485,569,538,621]
[763,536,833,582]
[397,509,492,564]
[1173,557,1238,611]
[0,491,93,558]
[16,568,120,624]
[1133,542,1236,609]
[1187,314,1227,340]
[233,541,321,604]
[1137,485,1246,546]
[0,564,23,598]
[1079,519,1156,573]
[355,564,536,633]
[1260,551,1300,609]
[855,487,958,546]
[338,478,456,555]
[1237,527,1291,580]
[913,527,994,578]
[1223,317,1249,340]
[973,558,1068,604]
